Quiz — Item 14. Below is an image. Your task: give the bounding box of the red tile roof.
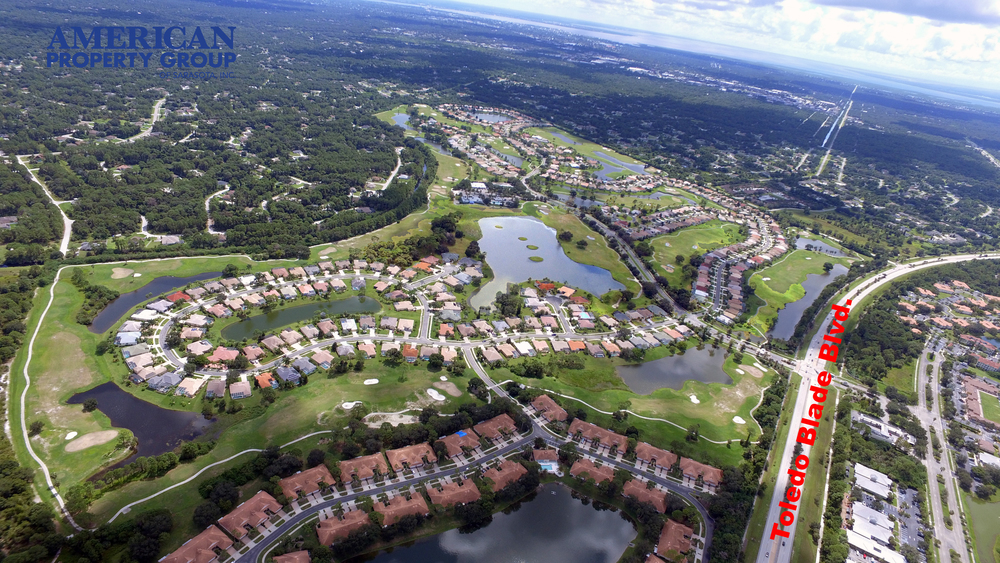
[427,480,481,507]
[385,443,437,472]
[218,491,282,539]
[316,510,369,545]
[657,519,693,556]
[161,525,233,563]
[623,480,667,513]
[473,413,516,440]
[374,494,429,526]
[482,459,527,492]
[340,453,389,482]
[570,458,614,483]
[278,465,335,500]
[679,458,723,486]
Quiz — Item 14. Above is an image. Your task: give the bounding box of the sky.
[446,0,1000,90]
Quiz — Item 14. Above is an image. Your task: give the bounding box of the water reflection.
[471,217,623,309]
[90,272,222,334]
[617,347,731,393]
[355,483,635,563]
[68,382,213,463]
[221,297,381,341]
[473,113,511,123]
[769,263,849,340]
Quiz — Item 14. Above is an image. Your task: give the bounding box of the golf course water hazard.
[616,346,731,394]
[220,297,381,341]
[89,272,222,334]
[769,263,849,340]
[470,216,623,309]
[355,483,635,563]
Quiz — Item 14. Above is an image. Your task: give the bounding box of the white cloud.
[455,0,1000,88]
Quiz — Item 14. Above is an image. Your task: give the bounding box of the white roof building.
[855,463,892,498]
[852,503,893,532]
[852,517,893,545]
[980,451,1000,468]
[845,530,905,563]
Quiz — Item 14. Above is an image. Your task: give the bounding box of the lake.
[355,483,635,563]
[473,112,511,123]
[89,272,222,334]
[391,113,413,131]
[549,131,580,146]
[769,263,849,340]
[68,382,213,462]
[617,346,731,394]
[220,297,381,341]
[488,147,524,167]
[555,194,600,208]
[795,237,846,257]
[415,137,451,156]
[471,216,624,310]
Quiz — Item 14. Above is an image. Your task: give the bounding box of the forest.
[844,260,1000,384]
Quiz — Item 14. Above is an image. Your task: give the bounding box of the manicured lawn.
[80,256,296,294]
[523,126,646,173]
[881,360,917,399]
[650,221,743,287]
[89,360,480,525]
[491,346,774,447]
[743,373,802,563]
[745,250,853,335]
[963,492,1000,563]
[533,204,640,295]
[981,391,1000,426]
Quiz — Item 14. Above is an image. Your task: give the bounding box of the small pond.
[471,216,624,310]
[391,113,413,131]
[354,483,635,563]
[473,112,511,123]
[220,297,381,341]
[617,346,731,394]
[795,237,846,257]
[593,151,647,175]
[488,147,524,167]
[414,137,451,156]
[769,263,850,340]
[68,382,213,463]
[549,131,580,145]
[555,194,600,208]
[89,272,222,334]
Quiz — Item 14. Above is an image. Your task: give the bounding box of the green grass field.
[981,391,1000,426]
[524,126,646,175]
[964,492,1000,563]
[744,250,853,336]
[789,387,838,563]
[881,360,917,399]
[743,372,801,562]
[491,347,773,452]
[650,221,743,286]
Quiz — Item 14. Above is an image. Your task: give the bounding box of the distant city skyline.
[434,0,1000,92]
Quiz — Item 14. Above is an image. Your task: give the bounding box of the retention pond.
[355,483,636,563]
[89,272,221,334]
[471,216,623,309]
[617,347,731,394]
[220,297,381,341]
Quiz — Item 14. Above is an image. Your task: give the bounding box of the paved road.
[126,96,167,142]
[242,347,715,563]
[756,253,1000,563]
[16,155,74,256]
[917,350,969,563]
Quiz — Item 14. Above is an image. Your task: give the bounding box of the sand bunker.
[439,376,448,382]
[320,255,329,260]
[65,430,117,452]
[805,257,812,260]
[342,401,359,409]
[433,381,462,397]
[762,277,771,281]
[733,416,746,424]
[133,273,142,277]
[753,363,768,372]
[427,389,446,401]
[111,268,134,279]
[65,431,78,440]
[689,395,700,404]
[735,368,745,375]
[363,379,379,385]
[740,365,765,378]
